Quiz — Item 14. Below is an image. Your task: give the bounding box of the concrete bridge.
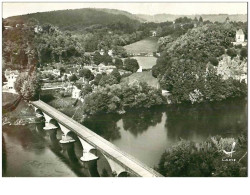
[30,100,162,177]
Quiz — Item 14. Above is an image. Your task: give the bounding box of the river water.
[2,97,247,176]
[83,98,247,168]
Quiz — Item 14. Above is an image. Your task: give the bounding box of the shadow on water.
[165,98,247,141]
[33,121,91,177]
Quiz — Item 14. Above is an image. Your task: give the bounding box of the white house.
[108,49,113,56]
[233,29,247,46]
[137,65,143,73]
[72,85,81,99]
[34,25,43,33]
[151,30,157,37]
[99,49,105,56]
[3,69,19,93]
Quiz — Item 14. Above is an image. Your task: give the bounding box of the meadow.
[132,56,157,69]
[124,37,158,54]
[121,71,159,88]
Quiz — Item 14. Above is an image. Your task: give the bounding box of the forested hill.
[137,14,247,23]
[4,8,141,33]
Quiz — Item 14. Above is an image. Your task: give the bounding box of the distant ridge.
[136,14,247,23]
[4,8,142,32]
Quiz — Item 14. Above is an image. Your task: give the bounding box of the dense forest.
[153,22,247,103]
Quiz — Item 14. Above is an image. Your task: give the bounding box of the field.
[124,37,159,54]
[121,71,159,88]
[132,56,157,69]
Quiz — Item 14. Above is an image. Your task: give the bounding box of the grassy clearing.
[121,71,159,88]
[132,56,157,69]
[43,93,85,122]
[124,37,159,54]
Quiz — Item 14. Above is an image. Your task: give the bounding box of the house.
[3,69,19,93]
[72,85,82,99]
[34,25,43,33]
[137,65,143,73]
[232,29,247,46]
[236,29,245,43]
[4,26,13,30]
[108,49,113,56]
[98,64,116,74]
[99,49,105,56]
[52,69,61,76]
[150,30,157,37]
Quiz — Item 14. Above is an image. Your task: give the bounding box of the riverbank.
[2,92,36,126]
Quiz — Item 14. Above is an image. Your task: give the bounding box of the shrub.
[227,48,237,58]
[124,58,139,73]
[240,47,247,58]
[209,57,219,66]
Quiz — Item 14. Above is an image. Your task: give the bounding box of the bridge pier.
[104,155,130,177]
[31,101,163,177]
[79,137,99,176]
[58,123,76,143]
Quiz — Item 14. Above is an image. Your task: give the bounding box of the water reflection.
[83,114,121,141]
[122,107,163,137]
[85,98,247,167]
[166,98,247,141]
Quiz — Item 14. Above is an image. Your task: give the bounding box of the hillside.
[137,14,247,23]
[4,8,141,32]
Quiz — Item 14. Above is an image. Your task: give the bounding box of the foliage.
[81,83,92,96]
[83,82,165,115]
[157,133,247,177]
[99,75,119,87]
[114,58,124,69]
[209,57,219,66]
[124,58,139,73]
[240,47,247,58]
[79,68,94,81]
[68,74,78,83]
[227,48,237,59]
[15,70,41,100]
[154,23,247,103]
[92,74,103,86]
[110,68,121,82]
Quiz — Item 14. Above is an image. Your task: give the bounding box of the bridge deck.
[31,100,162,177]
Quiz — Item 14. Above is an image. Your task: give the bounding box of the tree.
[114,58,123,69]
[69,74,78,83]
[110,68,121,82]
[82,83,92,96]
[209,57,219,66]
[199,16,203,23]
[99,75,119,87]
[102,53,112,65]
[227,48,237,58]
[124,58,139,73]
[93,52,103,65]
[79,68,91,79]
[92,74,102,86]
[240,47,247,58]
[15,71,41,101]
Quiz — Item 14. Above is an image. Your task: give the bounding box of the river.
[2,97,247,176]
[83,98,247,168]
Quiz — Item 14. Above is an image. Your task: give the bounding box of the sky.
[2,2,247,19]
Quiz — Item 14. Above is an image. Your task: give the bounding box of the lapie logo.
[222,142,236,162]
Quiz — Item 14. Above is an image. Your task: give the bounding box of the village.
[3,25,247,104]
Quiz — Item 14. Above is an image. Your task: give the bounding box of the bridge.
[30,100,162,177]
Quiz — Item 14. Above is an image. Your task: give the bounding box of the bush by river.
[157,131,247,177]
